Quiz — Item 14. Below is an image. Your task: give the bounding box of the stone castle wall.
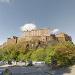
[7,36,18,45]
[6,29,72,45]
[56,33,72,42]
[22,28,50,37]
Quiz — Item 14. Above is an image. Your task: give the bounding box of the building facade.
[7,36,18,45]
[5,29,72,45]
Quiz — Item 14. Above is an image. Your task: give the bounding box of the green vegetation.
[0,41,75,67]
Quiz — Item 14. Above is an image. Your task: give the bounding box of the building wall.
[5,30,72,45]
[7,36,18,45]
[22,29,50,37]
[19,31,72,43]
[19,34,57,42]
[56,33,72,42]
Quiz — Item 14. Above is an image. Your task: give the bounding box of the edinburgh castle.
[4,28,72,46]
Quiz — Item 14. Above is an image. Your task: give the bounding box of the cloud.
[0,0,14,3]
[51,29,59,34]
[20,23,37,31]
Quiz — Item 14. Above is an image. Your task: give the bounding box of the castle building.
[7,36,18,45]
[56,33,72,42]
[22,28,50,37]
[19,28,54,42]
[5,28,72,45]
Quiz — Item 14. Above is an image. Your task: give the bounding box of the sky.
[0,0,75,44]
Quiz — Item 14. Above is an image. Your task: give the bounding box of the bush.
[31,48,46,61]
[0,41,75,67]
[51,42,75,66]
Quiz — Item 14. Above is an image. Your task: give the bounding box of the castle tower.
[7,36,18,45]
[56,33,72,42]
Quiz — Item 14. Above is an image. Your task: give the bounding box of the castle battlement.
[4,28,72,45]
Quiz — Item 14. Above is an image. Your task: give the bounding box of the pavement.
[50,65,75,75]
[0,65,75,75]
[8,65,52,75]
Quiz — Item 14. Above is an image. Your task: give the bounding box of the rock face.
[4,28,72,46]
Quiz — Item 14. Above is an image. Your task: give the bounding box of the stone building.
[7,36,18,45]
[19,28,55,42]
[56,33,72,42]
[5,29,72,45]
[22,28,50,37]
[18,29,72,43]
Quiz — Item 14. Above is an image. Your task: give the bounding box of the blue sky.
[0,0,75,44]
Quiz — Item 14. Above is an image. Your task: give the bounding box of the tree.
[31,48,46,61]
[52,42,75,66]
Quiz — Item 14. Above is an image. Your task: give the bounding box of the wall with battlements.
[7,36,18,45]
[5,29,72,45]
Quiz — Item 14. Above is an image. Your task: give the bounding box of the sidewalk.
[51,65,75,75]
